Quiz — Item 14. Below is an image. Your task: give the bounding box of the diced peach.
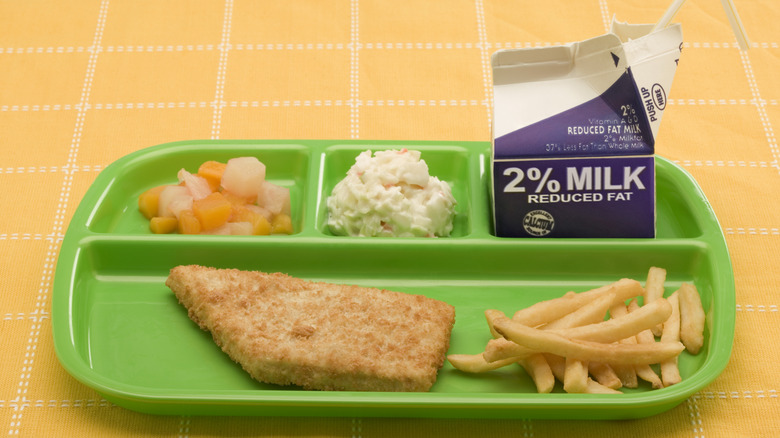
[271,213,293,235]
[222,189,254,208]
[177,209,202,234]
[142,158,293,237]
[197,160,227,192]
[138,185,169,219]
[224,191,255,224]
[228,204,248,222]
[221,156,266,199]
[192,192,232,230]
[158,185,191,218]
[149,216,178,234]
[257,181,291,216]
[232,205,272,235]
[178,169,212,200]
[252,216,272,235]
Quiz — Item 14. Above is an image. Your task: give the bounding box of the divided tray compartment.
[52,139,735,419]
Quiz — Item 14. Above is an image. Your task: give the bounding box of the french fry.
[483,297,672,362]
[660,291,682,387]
[628,298,657,345]
[645,266,667,336]
[608,302,638,388]
[483,338,530,363]
[512,278,643,326]
[480,310,557,391]
[519,353,555,393]
[585,378,622,394]
[492,319,685,365]
[548,354,621,394]
[483,292,619,362]
[448,353,519,373]
[634,361,663,389]
[485,309,506,338]
[548,292,618,391]
[588,362,622,389]
[543,292,614,330]
[563,357,589,393]
[628,299,664,389]
[451,268,704,395]
[543,353,565,381]
[645,266,667,303]
[607,301,629,320]
[547,297,672,344]
[611,361,638,389]
[678,283,706,354]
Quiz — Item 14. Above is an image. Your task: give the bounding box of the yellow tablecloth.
[1,0,778,436]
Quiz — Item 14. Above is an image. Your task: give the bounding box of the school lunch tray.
[52,139,735,420]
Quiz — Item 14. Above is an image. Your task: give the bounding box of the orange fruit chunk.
[177,209,202,235]
[271,214,293,235]
[197,160,226,192]
[138,185,168,220]
[149,216,177,234]
[192,192,232,230]
[232,205,272,235]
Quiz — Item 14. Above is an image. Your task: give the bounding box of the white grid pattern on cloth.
[737,48,780,173]
[349,0,360,139]
[474,0,493,130]
[685,396,705,437]
[210,0,234,140]
[1,40,777,55]
[673,1,780,429]
[4,0,110,435]
[0,0,777,436]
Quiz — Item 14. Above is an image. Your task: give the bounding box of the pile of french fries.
[448,267,706,393]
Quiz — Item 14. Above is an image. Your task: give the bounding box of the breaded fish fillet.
[165,265,455,392]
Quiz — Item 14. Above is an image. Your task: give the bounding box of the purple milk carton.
[491,20,683,238]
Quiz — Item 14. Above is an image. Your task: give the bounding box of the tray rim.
[51,139,735,419]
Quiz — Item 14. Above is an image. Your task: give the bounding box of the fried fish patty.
[166,265,455,392]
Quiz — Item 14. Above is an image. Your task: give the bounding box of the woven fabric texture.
[0,0,777,437]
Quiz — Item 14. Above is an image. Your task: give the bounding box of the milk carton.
[491,21,683,237]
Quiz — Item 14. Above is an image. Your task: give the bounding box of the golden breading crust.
[165,265,455,392]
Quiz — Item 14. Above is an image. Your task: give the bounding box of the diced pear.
[221,157,266,199]
[257,181,291,216]
[158,185,191,218]
[168,195,194,219]
[228,221,254,235]
[245,204,273,222]
[206,223,232,235]
[177,168,212,200]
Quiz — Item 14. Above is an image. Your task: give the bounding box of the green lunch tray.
[52,139,735,420]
